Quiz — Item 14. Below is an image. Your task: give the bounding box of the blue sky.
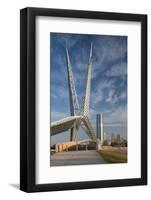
[50,33,127,144]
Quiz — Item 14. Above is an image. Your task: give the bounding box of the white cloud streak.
[55,33,80,49]
[105,61,127,77]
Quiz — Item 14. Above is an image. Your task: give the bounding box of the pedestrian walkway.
[51,150,106,166]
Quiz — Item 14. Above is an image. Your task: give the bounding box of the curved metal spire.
[66,48,80,140]
[66,48,80,116]
[83,42,93,116]
[51,43,98,143]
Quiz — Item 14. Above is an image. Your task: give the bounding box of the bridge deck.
[50,150,106,166]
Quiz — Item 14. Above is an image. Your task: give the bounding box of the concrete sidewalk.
[50,150,106,166]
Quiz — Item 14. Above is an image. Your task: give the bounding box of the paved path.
[51,150,106,166]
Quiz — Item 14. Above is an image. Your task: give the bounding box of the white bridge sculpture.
[51,43,101,148]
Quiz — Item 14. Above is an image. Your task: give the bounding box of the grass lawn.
[99,149,127,163]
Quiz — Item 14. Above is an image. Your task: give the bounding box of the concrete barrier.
[55,141,77,152]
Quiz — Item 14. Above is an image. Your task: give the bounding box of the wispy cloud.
[51,111,69,122]
[119,90,127,100]
[104,105,127,125]
[91,79,116,104]
[94,35,127,62]
[104,123,127,127]
[105,61,127,77]
[53,33,80,49]
[51,94,58,100]
[51,85,69,101]
[91,35,127,78]
[105,89,115,103]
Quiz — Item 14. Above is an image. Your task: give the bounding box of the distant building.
[117,134,120,142]
[111,133,127,147]
[111,133,117,143]
[104,132,106,141]
[120,137,127,147]
[96,113,104,143]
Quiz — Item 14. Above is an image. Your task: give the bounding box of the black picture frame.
[20,7,147,192]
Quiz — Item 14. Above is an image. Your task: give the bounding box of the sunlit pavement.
[51,150,106,166]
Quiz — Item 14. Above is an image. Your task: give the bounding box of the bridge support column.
[55,144,59,153]
[96,140,102,150]
[70,126,77,141]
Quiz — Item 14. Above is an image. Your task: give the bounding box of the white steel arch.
[51,44,97,143]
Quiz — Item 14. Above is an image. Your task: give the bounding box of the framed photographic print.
[20,7,147,192]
